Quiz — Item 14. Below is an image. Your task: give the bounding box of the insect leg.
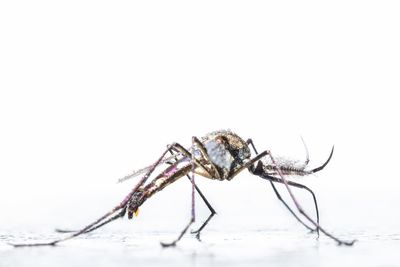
[167,147,216,240]
[252,151,356,246]
[188,186,216,240]
[55,207,127,234]
[169,142,220,179]
[246,139,318,233]
[310,146,334,173]
[160,137,199,247]
[11,144,172,247]
[192,137,222,179]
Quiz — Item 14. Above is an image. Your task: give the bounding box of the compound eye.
[204,140,234,170]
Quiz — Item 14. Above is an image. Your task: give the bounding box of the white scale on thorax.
[204,140,234,170]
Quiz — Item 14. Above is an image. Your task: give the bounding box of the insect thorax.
[200,130,251,179]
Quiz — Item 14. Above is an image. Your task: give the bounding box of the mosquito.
[10,130,356,247]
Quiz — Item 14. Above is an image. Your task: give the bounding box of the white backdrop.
[1,1,399,235]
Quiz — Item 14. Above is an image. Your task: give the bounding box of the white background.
[1,1,399,237]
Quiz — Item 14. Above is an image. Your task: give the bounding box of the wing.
[117,153,185,183]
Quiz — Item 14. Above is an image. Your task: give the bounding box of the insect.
[11,130,356,247]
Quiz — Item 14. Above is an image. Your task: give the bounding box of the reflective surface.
[1,227,400,267]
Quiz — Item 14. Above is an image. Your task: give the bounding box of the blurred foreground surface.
[1,228,399,267]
